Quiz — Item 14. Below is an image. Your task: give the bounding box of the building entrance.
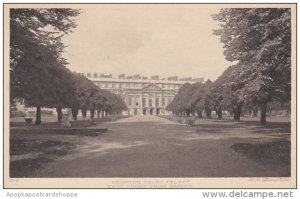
[143,108,147,115]
[156,108,160,115]
[150,108,154,115]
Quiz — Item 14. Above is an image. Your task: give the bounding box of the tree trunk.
[216,108,222,119]
[71,107,78,120]
[56,106,62,123]
[35,105,41,125]
[101,111,105,118]
[229,109,234,117]
[233,105,242,121]
[253,106,258,117]
[81,108,87,118]
[206,109,211,119]
[90,108,95,119]
[197,110,203,118]
[186,111,191,117]
[260,102,267,125]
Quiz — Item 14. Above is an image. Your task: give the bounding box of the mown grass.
[10,139,76,177]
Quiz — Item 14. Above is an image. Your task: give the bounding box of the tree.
[70,74,127,120]
[212,64,246,121]
[166,83,193,116]
[189,82,205,118]
[210,85,224,119]
[213,8,291,124]
[70,73,99,120]
[100,90,127,116]
[10,8,80,124]
[166,80,213,118]
[200,80,214,118]
[52,68,76,123]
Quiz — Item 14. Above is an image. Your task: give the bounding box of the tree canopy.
[166,80,214,118]
[167,8,291,125]
[10,8,81,124]
[10,8,127,124]
[212,8,291,124]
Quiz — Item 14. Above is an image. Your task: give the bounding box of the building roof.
[88,77,198,84]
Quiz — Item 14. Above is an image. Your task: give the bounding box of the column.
[153,93,157,115]
[161,92,165,115]
[160,96,163,107]
[139,94,143,115]
[146,94,149,107]
[146,94,149,115]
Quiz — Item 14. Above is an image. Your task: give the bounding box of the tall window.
[155,98,159,107]
[162,98,165,106]
[149,99,152,107]
[142,98,146,107]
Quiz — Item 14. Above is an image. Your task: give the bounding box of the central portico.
[125,83,176,115]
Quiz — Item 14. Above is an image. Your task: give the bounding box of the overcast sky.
[62,5,232,81]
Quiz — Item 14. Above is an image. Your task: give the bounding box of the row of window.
[95,82,181,89]
[128,96,173,107]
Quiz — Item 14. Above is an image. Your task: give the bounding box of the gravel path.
[33,115,290,177]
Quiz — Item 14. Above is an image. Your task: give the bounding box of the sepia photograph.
[3,3,296,188]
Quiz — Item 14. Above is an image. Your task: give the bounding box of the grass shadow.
[230,141,291,176]
[10,139,76,177]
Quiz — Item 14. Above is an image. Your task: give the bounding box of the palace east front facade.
[87,74,204,115]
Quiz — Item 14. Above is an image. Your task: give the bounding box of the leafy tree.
[210,85,224,119]
[10,8,80,124]
[189,82,205,118]
[167,80,213,118]
[166,83,193,116]
[212,64,246,121]
[70,74,127,120]
[90,90,107,118]
[101,91,127,116]
[70,73,99,120]
[213,8,291,124]
[53,68,77,123]
[200,80,214,118]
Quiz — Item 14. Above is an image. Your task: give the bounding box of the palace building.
[86,73,204,115]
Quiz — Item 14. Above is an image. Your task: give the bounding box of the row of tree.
[167,8,291,125]
[10,8,127,125]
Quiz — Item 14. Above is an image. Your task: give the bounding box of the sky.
[62,5,233,81]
